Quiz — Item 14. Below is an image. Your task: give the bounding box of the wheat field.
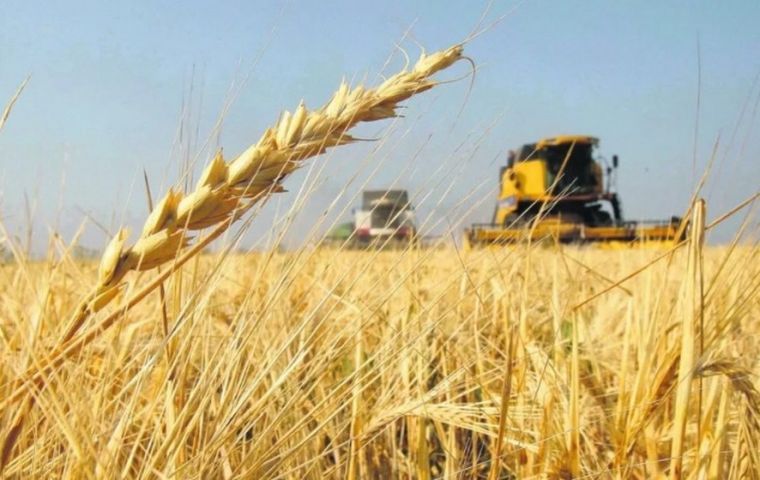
[1,40,759,479]
[1,237,759,478]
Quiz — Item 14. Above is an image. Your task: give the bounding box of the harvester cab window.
[506,150,516,168]
[517,144,536,162]
[544,143,596,194]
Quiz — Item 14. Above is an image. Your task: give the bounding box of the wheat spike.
[86,44,464,315]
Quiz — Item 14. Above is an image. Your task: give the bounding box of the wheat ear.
[78,44,464,322]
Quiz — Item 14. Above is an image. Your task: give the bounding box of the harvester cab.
[467,135,683,246]
[494,135,619,227]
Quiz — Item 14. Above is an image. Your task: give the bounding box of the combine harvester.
[465,135,684,248]
[326,189,417,248]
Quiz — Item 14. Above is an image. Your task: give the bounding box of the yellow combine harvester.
[465,135,684,247]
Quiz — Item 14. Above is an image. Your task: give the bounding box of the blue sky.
[1,1,758,250]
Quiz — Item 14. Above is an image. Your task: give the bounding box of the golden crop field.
[1,38,759,479]
[1,242,759,478]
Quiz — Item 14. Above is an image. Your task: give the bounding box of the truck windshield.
[372,206,407,228]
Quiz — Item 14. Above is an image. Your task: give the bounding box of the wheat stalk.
[669,199,705,479]
[0,76,30,134]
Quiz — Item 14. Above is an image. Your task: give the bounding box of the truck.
[325,189,417,247]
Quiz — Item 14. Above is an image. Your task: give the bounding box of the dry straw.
[669,199,705,479]
[0,77,30,134]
